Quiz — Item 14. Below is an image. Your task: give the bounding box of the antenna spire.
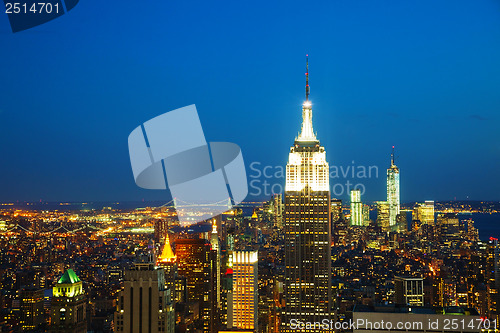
[305,54,310,101]
[391,146,395,166]
[297,55,316,142]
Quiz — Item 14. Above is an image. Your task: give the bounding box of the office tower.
[362,204,370,225]
[436,213,460,247]
[157,235,177,296]
[331,199,342,223]
[387,147,400,228]
[211,220,221,310]
[222,268,233,327]
[20,287,44,331]
[350,189,363,226]
[413,201,435,225]
[394,276,424,306]
[154,219,169,243]
[49,269,86,333]
[227,233,235,269]
[229,251,258,331]
[283,58,332,332]
[396,212,407,233]
[486,238,500,323]
[271,194,284,229]
[466,219,479,242]
[114,262,175,333]
[176,238,218,333]
[376,201,390,231]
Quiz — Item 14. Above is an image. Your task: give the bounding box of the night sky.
[0,0,499,203]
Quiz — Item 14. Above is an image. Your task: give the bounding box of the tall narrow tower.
[282,57,332,332]
[387,146,400,228]
[210,219,221,310]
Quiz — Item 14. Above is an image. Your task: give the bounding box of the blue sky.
[0,0,499,203]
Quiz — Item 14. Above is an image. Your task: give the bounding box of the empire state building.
[282,58,332,332]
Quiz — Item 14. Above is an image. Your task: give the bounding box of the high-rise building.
[396,212,408,233]
[283,58,332,332]
[413,201,435,226]
[394,276,424,306]
[211,220,221,311]
[157,235,177,298]
[176,238,219,333]
[350,189,363,226]
[114,261,175,333]
[265,194,284,229]
[387,147,400,228]
[20,287,44,331]
[486,238,500,323]
[273,194,284,229]
[436,213,460,247]
[376,201,390,231]
[49,269,86,333]
[331,199,342,224]
[229,251,258,331]
[466,219,479,242]
[154,219,169,243]
[362,204,370,225]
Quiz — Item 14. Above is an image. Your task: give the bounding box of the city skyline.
[0,1,499,203]
[1,2,500,333]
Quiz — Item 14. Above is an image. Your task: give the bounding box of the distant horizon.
[0,198,498,205]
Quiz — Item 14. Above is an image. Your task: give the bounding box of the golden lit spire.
[159,235,176,263]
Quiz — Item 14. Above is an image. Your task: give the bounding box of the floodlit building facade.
[230,251,258,331]
[376,201,390,231]
[413,201,435,226]
[49,269,86,333]
[350,189,363,226]
[387,148,400,228]
[283,58,332,332]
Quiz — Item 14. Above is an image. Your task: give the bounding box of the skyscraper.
[413,201,435,226]
[394,276,424,306]
[376,201,390,231]
[283,57,332,332]
[20,287,44,331]
[486,238,500,323]
[230,251,258,331]
[350,189,363,226]
[211,219,221,310]
[114,262,175,333]
[387,147,400,228]
[436,213,460,247]
[272,194,284,229]
[157,234,177,297]
[176,238,218,333]
[49,269,86,333]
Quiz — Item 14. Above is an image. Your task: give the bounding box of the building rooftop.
[353,304,479,316]
[57,269,81,284]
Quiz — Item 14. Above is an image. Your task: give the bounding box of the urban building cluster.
[0,66,498,333]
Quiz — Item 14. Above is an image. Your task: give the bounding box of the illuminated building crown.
[53,269,84,298]
[159,235,176,262]
[296,55,318,143]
